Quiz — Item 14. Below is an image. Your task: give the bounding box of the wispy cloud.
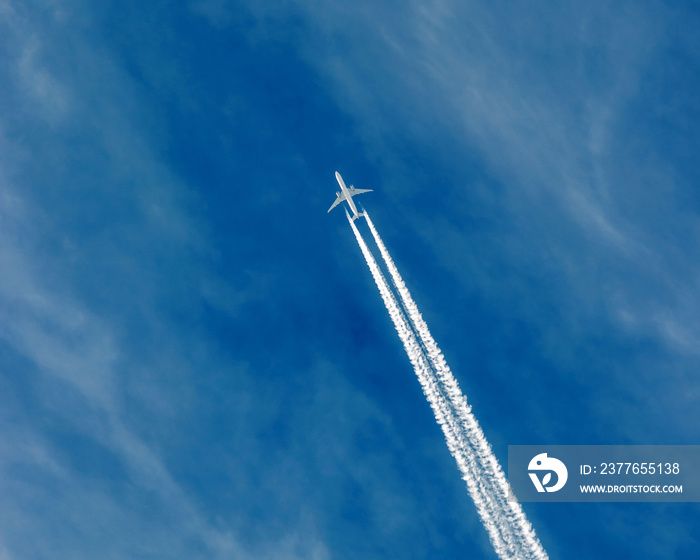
[3,1,699,558]
[243,2,700,372]
[240,1,700,350]
[17,37,71,121]
[0,5,266,557]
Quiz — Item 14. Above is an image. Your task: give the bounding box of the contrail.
[353,210,547,560]
[346,211,513,554]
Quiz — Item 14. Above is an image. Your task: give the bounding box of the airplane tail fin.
[345,208,365,222]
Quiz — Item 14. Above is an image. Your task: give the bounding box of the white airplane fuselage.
[327,171,372,218]
[335,171,360,218]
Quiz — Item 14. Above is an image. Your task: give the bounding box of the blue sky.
[1,0,699,558]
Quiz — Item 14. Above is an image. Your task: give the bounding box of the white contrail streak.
[346,211,513,554]
[354,210,547,560]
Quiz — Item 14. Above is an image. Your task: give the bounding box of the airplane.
[327,171,372,220]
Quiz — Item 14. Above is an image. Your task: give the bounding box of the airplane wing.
[327,193,346,213]
[348,188,373,195]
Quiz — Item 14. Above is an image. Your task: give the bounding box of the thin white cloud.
[241,0,700,360]
[0,178,234,556]
[0,11,273,560]
[0,5,354,558]
[17,37,71,121]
